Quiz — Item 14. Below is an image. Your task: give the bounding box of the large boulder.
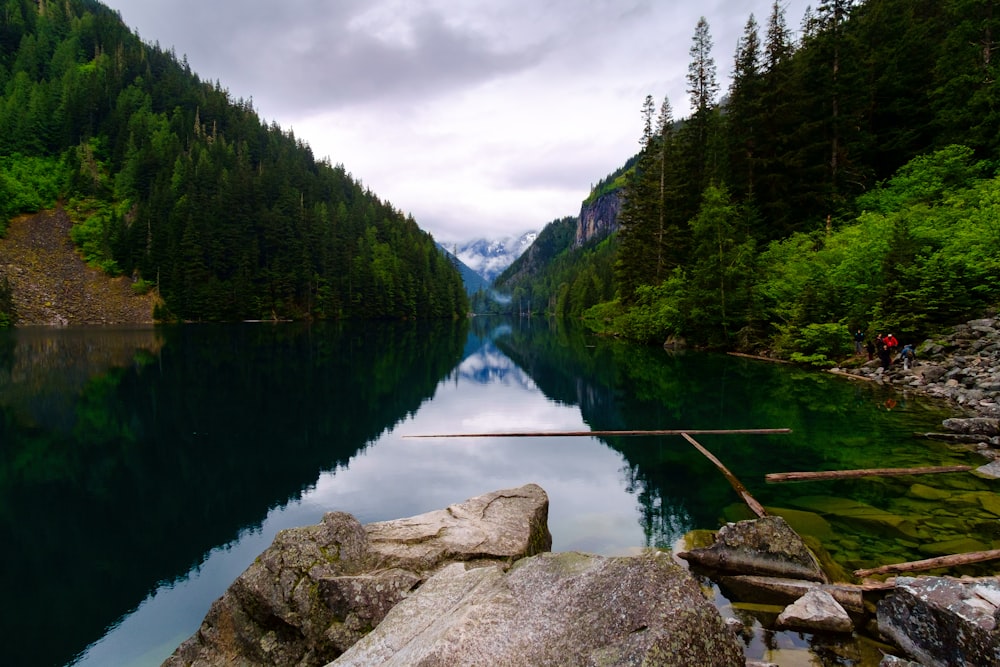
[163,484,551,667]
[678,515,829,583]
[877,575,1000,666]
[331,551,744,666]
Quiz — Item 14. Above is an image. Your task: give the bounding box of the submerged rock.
[332,551,744,666]
[677,515,829,583]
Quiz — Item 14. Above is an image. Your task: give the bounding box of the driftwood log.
[854,549,1000,579]
[406,428,791,439]
[766,465,972,483]
[680,433,767,519]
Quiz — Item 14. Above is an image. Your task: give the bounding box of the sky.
[108,0,812,245]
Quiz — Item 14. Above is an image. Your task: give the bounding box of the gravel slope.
[0,208,158,325]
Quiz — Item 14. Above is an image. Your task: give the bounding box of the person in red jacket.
[884,333,899,355]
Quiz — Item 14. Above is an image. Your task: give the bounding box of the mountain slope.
[438,244,490,295]
[0,0,467,321]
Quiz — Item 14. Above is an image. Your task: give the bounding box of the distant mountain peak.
[454,232,537,283]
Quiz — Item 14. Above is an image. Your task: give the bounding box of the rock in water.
[332,551,744,666]
[775,589,853,633]
[678,515,829,583]
[877,576,1000,666]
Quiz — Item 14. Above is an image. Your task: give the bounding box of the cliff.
[574,189,621,248]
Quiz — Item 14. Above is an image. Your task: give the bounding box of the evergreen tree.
[681,17,721,197]
[727,13,763,204]
[932,0,1000,156]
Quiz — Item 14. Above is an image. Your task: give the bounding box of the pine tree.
[932,0,1000,155]
[728,13,763,204]
[682,17,721,196]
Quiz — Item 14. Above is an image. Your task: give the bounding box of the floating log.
[854,549,1000,579]
[826,368,875,382]
[405,428,791,439]
[766,465,973,483]
[680,432,768,519]
[727,352,791,364]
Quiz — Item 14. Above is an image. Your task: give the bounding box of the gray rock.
[919,366,947,382]
[775,589,853,633]
[942,417,1000,436]
[677,515,829,583]
[331,551,745,667]
[879,655,924,666]
[163,484,552,667]
[877,576,1000,667]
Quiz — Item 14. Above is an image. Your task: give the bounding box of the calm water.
[1,318,995,667]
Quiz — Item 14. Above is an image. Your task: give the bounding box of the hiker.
[875,334,892,370]
[853,329,865,355]
[884,332,899,354]
[865,338,875,361]
[899,343,916,370]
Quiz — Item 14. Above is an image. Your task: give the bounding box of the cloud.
[112,0,814,243]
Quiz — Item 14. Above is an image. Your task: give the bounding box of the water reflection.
[1,319,992,667]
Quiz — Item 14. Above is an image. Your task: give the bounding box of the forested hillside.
[504,0,1000,362]
[0,0,467,323]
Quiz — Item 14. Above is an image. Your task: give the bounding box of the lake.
[1,318,995,666]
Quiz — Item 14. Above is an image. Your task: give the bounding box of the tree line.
[498,0,1000,362]
[0,0,467,325]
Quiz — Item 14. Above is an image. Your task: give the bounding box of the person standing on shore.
[854,329,865,355]
[876,334,892,370]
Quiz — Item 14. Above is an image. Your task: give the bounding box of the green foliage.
[67,198,121,274]
[615,272,688,343]
[0,154,66,230]
[778,323,851,367]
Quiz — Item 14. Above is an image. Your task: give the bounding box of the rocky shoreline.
[831,316,1000,453]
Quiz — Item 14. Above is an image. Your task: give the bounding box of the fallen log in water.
[727,352,791,364]
[826,368,875,382]
[405,428,791,439]
[854,549,1000,579]
[766,465,972,483]
[680,432,768,519]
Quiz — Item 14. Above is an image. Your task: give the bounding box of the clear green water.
[0,318,993,666]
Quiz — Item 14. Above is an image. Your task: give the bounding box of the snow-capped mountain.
[452,231,537,284]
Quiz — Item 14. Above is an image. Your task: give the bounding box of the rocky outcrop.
[877,575,1000,666]
[575,190,621,248]
[678,515,829,583]
[333,551,744,666]
[164,484,552,667]
[164,484,743,667]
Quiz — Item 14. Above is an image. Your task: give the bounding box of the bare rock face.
[877,575,1000,666]
[775,589,853,633]
[332,551,744,667]
[677,515,829,583]
[163,484,551,667]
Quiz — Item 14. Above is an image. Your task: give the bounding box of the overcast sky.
[109,0,811,244]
